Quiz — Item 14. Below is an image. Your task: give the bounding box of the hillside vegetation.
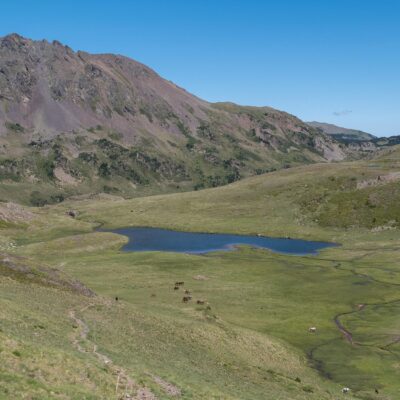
[70,145,400,238]
[0,34,364,206]
[0,32,399,400]
[0,146,398,398]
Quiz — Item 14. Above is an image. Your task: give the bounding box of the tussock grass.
[0,147,399,398]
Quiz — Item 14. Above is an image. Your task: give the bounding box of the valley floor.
[0,147,399,399]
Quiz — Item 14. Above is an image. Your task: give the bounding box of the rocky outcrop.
[0,34,364,204]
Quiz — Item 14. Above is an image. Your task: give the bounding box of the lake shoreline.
[101,226,339,256]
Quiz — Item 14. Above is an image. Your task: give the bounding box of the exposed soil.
[53,167,79,186]
[357,172,400,189]
[151,375,181,397]
[0,202,34,223]
[69,303,179,399]
[69,305,153,399]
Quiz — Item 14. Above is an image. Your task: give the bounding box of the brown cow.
[182,296,192,303]
[184,289,191,295]
[196,300,205,305]
[175,281,184,286]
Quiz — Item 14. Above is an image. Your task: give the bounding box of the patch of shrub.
[78,152,98,165]
[29,191,65,207]
[98,162,111,177]
[176,120,191,137]
[197,122,216,140]
[0,159,22,181]
[302,385,314,393]
[108,131,123,141]
[186,136,197,150]
[5,122,24,133]
[139,107,153,122]
[37,158,55,179]
[103,185,119,194]
[246,128,261,142]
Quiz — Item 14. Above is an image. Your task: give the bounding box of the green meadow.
[1,146,399,399]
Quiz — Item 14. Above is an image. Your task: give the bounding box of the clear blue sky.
[1,0,399,136]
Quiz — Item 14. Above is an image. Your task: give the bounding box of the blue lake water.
[109,227,337,255]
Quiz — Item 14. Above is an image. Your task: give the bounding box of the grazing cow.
[66,210,78,218]
[115,296,119,301]
[308,327,317,333]
[174,286,179,290]
[342,387,350,394]
[375,389,379,394]
[197,300,205,305]
[184,289,191,295]
[175,281,184,286]
[182,296,192,303]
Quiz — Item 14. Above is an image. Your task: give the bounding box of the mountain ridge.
[307,121,376,141]
[0,33,363,205]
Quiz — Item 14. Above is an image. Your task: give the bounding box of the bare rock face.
[0,33,207,137]
[0,33,359,205]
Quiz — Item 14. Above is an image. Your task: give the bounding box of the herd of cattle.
[112,283,386,397]
[174,281,207,306]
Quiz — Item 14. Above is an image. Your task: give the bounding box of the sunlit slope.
[73,145,400,241]
[0,146,398,399]
[0,248,349,400]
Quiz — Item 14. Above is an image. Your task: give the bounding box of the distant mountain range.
[307,121,376,142]
[0,33,389,205]
[308,121,400,148]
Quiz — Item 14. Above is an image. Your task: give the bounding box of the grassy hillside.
[0,234,348,400]
[66,145,400,240]
[0,146,399,398]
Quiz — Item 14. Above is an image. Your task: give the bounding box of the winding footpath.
[69,305,158,400]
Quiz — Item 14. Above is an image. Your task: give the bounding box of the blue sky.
[1,0,399,136]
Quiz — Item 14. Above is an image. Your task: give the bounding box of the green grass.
[0,248,348,399]
[0,147,399,398]
[60,147,400,243]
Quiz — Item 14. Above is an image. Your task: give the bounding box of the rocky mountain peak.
[0,34,358,205]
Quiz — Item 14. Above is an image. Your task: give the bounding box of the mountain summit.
[0,34,349,204]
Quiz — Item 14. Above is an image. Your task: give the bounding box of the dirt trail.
[150,375,181,397]
[69,305,158,400]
